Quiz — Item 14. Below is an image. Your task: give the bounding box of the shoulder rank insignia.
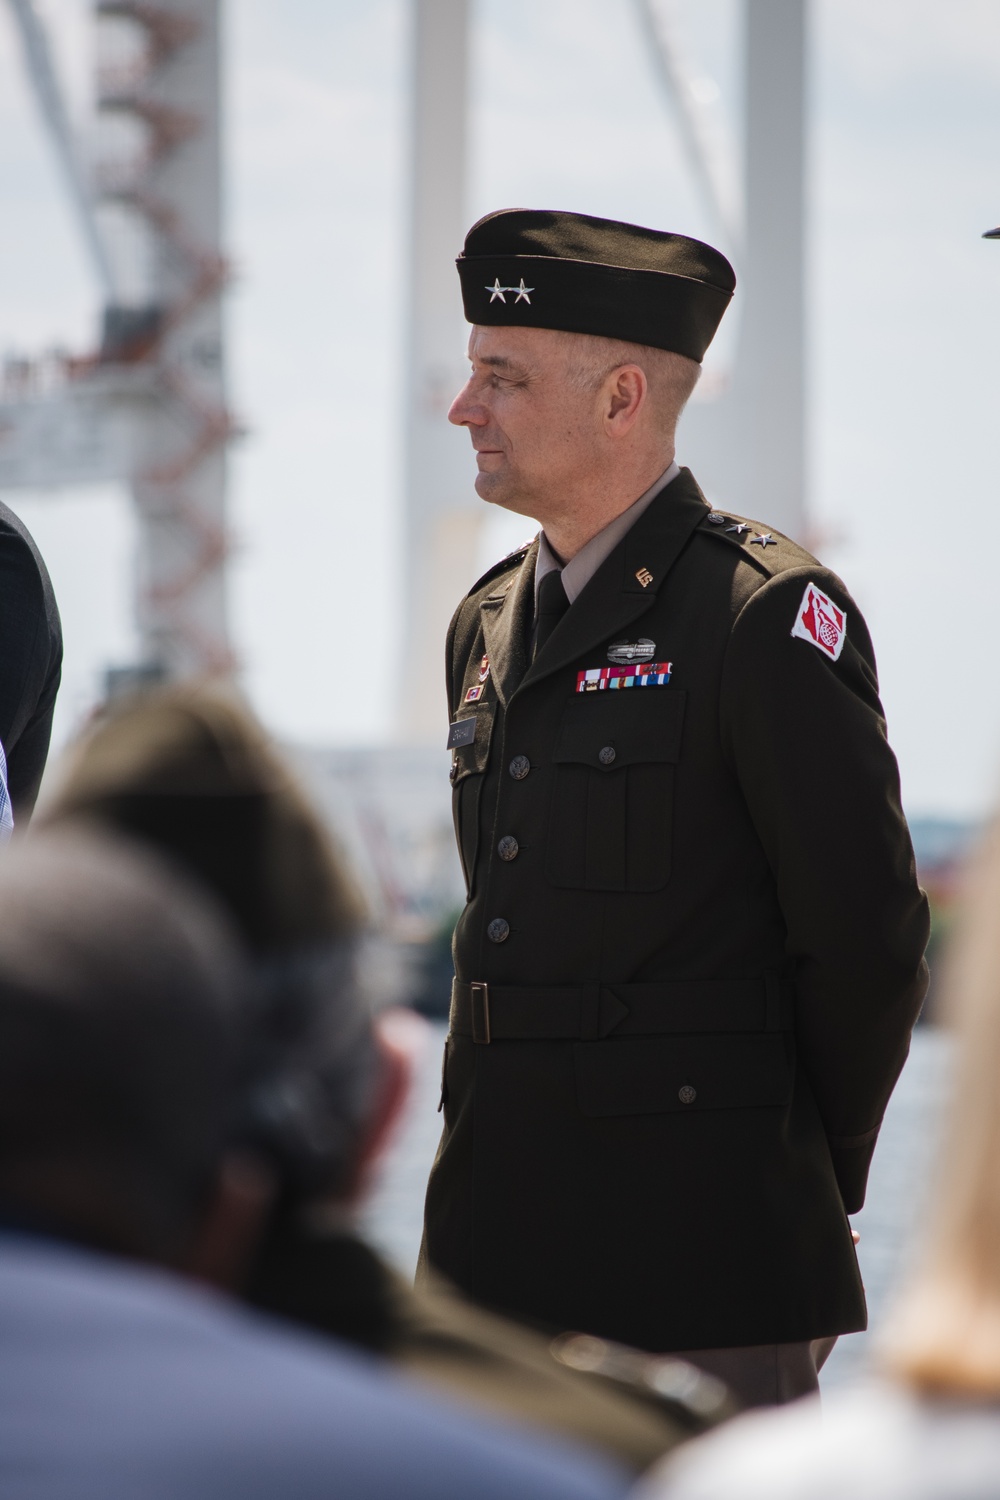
[791,581,847,661]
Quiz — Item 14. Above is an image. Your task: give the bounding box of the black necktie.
[533,568,570,659]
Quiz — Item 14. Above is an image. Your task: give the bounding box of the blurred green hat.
[42,684,366,956]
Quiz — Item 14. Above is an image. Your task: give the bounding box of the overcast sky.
[1,0,999,818]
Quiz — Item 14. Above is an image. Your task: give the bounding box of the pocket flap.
[575,1033,792,1116]
[553,691,686,769]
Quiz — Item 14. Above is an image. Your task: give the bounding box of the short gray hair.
[561,332,701,433]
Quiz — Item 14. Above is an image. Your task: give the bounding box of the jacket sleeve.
[719,565,929,1213]
[0,524,62,822]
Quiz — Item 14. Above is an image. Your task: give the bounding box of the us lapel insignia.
[477,654,490,683]
[635,567,654,588]
[791,582,847,662]
[464,684,485,703]
[576,662,673,692]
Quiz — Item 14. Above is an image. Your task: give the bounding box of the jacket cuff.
[827,1127,881,1215]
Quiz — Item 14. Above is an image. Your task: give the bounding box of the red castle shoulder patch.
[790,581,847,661]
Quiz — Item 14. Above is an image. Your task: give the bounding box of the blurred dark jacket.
[0,499,61,821]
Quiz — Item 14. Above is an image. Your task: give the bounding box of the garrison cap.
[457,208,735,361]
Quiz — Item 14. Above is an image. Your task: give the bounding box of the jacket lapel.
[480,538,538,710]
[519,469,710,691]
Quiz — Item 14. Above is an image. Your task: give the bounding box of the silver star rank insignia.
[751,533,776,547]
[486,277,534,305]
[726,521,750,535]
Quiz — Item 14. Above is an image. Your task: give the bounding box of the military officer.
[420,208,930,1408]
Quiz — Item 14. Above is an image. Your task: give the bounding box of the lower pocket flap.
[574,1033,792,1116]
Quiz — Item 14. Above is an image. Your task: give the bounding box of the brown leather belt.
[449,976,790,1045]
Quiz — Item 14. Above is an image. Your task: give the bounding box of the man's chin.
[474,474,535,518]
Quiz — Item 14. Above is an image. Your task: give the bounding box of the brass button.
[678,1085,697,1105]
[598,745,616,766]
[497,836,519,861]
[487,918,510,944]
[509,755,530,780]
[449,761,458,784]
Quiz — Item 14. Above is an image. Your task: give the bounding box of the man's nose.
[448,381,486,427]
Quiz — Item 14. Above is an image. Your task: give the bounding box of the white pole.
[398,0,480,743]
[676,0,807,542]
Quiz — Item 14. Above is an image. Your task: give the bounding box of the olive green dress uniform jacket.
[422,468,929,1353]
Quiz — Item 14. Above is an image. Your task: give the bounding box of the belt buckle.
[471,982,491,1045]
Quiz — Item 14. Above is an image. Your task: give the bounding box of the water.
[823,1026,952,1385]
[363,1022,953,1389]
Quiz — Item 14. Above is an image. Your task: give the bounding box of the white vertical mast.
[732,0,806,535]
[399,0,480,742]
[660,0,808,542]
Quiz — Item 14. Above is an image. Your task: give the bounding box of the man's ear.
[341,1007,425,1207]
[182,1152,275,1291]
[603,364,647,435]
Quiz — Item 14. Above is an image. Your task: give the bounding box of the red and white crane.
[1,0,234,685]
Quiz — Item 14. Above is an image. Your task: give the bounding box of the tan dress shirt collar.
[534,460,681,608]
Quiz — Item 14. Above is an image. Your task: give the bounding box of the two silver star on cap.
[487,277,534,304]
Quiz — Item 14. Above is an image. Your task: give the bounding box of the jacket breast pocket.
[450,707,494,898]
[546,691,686,892]
[575,1033,793,1117]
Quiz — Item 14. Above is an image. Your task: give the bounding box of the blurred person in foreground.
[0,825,627,1500]
[42,683,733,1476]
[0,501,61,830]
[633,820,1000,1500]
